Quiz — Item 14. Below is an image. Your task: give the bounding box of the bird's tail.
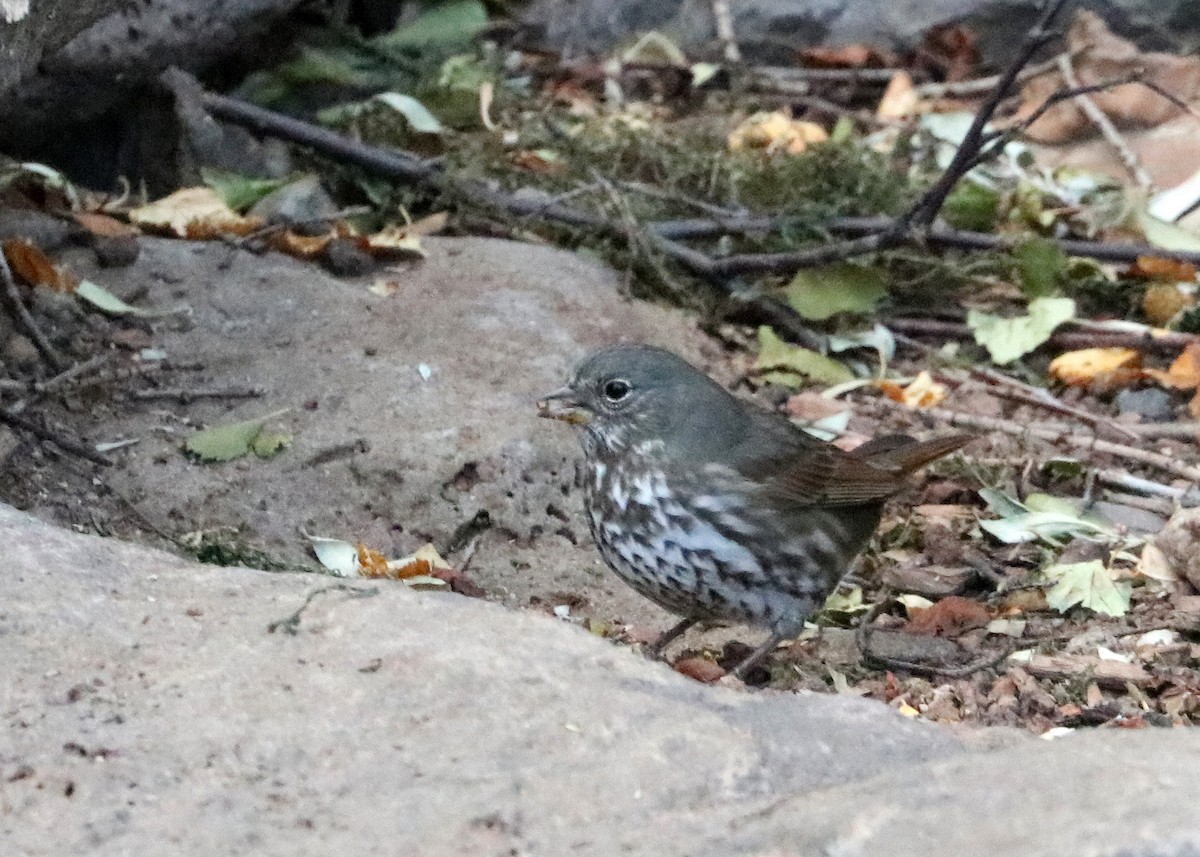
[852,433,974,475]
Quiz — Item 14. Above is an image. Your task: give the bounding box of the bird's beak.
[537,386,590,425]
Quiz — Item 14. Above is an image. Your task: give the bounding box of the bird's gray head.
[537,344,744,457]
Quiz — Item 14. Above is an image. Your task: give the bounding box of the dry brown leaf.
[73,211,139,238]
[1015,10,1200,144]
[129,187,263,239]
[511,149,568,175]
[379,543,452,580]
[728,111,828,155]
[269,229,333,259]
[800,43,895,69]
[672,656,726,683]
[876,71,920,120]
[2,239,78,291]
[1048,347,1141,387]
[905,595,991,637]
[358,226,428,259]
[913,23,980,83]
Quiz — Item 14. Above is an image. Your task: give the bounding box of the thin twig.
[711,0,741,63]
[915,51,1071,98]
[0,248,67,372]
[0,408,112,466]
[902,0,1071,229]
[131,386,265,403]
[968,366,1141,441]
[920,406,1200,483]
[888,316,1200,355]
[1056,54,1154,191]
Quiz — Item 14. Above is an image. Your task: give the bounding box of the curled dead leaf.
[1142,283,1196,326]
[1144,341,1200,390]
[877,371,948,408]
[905,595,991,637]
[672,656,726,683]
[876,71,920,120]
[1048,347,1141,388]
[728,111,828,155]
[2,239,78,291]
[129,187,263,239]
[270,229,334,259]
[1130,256,1199,282]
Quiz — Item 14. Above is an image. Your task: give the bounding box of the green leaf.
[978,488,1114,546]
[754,326,854,386]
[184,409,290,463]
[200,167,288,212]
[942,181,1000,231]
[785,264,887,321]
[1043,560,1131,617]
[1013,237,1067,298]
[252,431,293,458]
[318,92,444,135]
[373,0,488,53]
[75,280,184,318]
[966,296,1075,365]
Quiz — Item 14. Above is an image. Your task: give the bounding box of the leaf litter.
[6,2,1200,734]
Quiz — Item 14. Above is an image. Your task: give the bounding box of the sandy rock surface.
[4,503,1200,856]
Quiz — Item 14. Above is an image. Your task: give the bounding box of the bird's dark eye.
[602,379,632,402]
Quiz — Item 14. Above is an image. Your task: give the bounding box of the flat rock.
[4,503,1200,856]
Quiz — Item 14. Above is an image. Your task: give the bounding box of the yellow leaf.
[876,71,919,119]
[1144,341,1200,390]
[1048,347,1141,387]
[129,187,262,238]
[728,111,828,154]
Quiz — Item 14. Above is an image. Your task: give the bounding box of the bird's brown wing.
[733,425,973,508]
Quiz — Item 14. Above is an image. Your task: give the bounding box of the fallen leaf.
[359,226,427,259]
[728,111,828,155]
[184,409,290,463]
[307,535,360,576]
[200,167,288,211]
[754,326,854,387]
[73,211,139,238]
[877,371,947,409]
[2,239,77,290]
[356,543,392,577]
[130,187,263,239]
[673,656,725,683]
[75,280,165,317]
[1043,559,1132,617]
[1135,542,1178,583]
[1047,347,1141,387]
[905,595,990,637]
[978,487,1115,546]
[967,296,1076,365]
[270,229,334,259]
[383,543,453,580]
[785,264,886,320]
[876,71,919,120]
[511,149,568,175]
[800,43,895,69]
[1145,341,1200,389]
[1129,256,1199,282]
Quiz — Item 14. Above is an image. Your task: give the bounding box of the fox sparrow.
[538,344,972,678]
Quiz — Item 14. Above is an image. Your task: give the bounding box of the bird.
[537,343,973,680]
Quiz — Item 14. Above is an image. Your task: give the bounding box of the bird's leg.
[647,617,698,658]
[731,631,786,680]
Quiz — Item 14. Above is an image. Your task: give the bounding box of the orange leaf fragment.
[384,543,453,580]
[1129,256,1198,281]
[905,596,990,638]
[672,656,726,683]
[878,371,947,409]
[1142,283,1195,326]
[1144,341,1200,390]
[270,229,333,259]
[1048,347,1141,387]
[73,211,139,238]
[355,543,392,578]
[2,239,78,291]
